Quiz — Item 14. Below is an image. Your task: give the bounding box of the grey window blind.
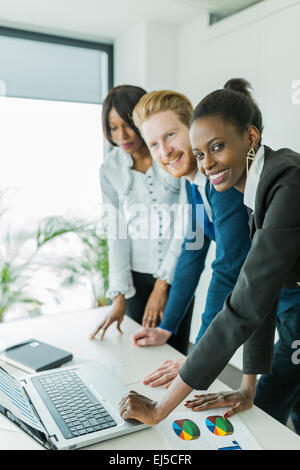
[0,28,113,104]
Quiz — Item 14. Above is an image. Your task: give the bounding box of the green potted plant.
[0,231,44,322]
[54,228,110,308]
[0,199,110,321]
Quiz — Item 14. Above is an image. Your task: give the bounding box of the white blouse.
[100,146,187,299]
[243,145,265,212]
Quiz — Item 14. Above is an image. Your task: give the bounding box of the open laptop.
[0,362,149,450]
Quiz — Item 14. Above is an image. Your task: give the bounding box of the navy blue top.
[159,179,251,340]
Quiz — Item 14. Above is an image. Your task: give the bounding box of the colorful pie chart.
[205,416,234,436]
[172,419,200,441]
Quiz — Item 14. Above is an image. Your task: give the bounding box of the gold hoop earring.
[246,148,256,177]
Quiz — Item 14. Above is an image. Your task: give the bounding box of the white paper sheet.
[155,408,262,450]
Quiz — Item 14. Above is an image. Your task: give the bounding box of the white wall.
[114,22,147,88]
[177,0,300,150]
[114,22,178,92]
[144,23,178,91]
[114,0,300,148]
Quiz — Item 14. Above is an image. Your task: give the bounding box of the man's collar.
[191,170,213,222]
[193,170,207,189]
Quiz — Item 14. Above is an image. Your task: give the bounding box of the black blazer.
[179,145,300,390]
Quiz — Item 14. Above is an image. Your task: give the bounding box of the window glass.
[0,97,104,322]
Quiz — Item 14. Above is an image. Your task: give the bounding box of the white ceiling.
[0,0,262,43]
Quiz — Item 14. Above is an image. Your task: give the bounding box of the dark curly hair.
[191,78,263,144]
[102,85,147,146]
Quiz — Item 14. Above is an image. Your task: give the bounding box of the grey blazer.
[179,146,300,390]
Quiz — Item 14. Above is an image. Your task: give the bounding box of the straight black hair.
[191,78,263,144]
[102,85,147,146]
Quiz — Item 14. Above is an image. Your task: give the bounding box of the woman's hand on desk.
[119,391,160,426]
[142,278,169,328]
[184,388,255,419]
[142,358,185,389]
[184,374,256,418]
[90,294,125,341]
[120,375,193,425]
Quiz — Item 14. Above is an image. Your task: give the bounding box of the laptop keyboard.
[31,369,117,440]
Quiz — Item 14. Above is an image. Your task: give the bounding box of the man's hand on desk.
[90,294,125,341]
[131,327,172,347]
[142,358,185,389]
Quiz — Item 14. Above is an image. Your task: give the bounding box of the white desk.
[0,308,299,450]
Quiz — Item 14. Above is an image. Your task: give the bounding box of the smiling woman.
[190,114,260,192]
[119,79,300,435]
[190,78,263,193]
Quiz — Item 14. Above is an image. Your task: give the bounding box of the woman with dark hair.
[90,85,193,355]
[119,79,300,430]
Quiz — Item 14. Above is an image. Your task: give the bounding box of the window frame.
[0,25,114,102]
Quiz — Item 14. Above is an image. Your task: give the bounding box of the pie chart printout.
[172,419,200,441]
[205,416,234,436]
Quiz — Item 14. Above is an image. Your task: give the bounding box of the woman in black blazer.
[119,79,300,428]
